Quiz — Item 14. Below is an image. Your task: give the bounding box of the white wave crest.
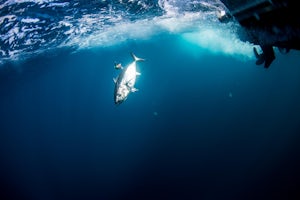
[66,11,254,61]
[0,0,255,65]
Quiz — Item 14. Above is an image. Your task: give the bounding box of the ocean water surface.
[1,0,300,200]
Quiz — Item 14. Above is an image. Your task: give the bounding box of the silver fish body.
[114,53,144,105]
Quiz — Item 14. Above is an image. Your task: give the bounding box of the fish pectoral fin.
[131,88,139,92]
[113,78,117,83]
[114,63,123,70]
[136,72,141,76]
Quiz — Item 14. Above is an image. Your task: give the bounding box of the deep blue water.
[1,1,300,200]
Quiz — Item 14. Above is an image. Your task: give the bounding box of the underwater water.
[1,0,300,199]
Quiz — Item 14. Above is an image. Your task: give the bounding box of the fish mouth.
[114,98,124,105]
[114,101,121,105]
[114,89,129,105]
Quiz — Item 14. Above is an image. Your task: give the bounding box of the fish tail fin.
[131,52,145,62]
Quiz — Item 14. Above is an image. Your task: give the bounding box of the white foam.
[181,26,255,60]
[66,12,200,48]
[0,0,256,65]
[158,0,179,16]
[3,0,55,6]
[47,2,69,7]
[0,15,17,24]
[66,11,254,62]
[21,18,40,23]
